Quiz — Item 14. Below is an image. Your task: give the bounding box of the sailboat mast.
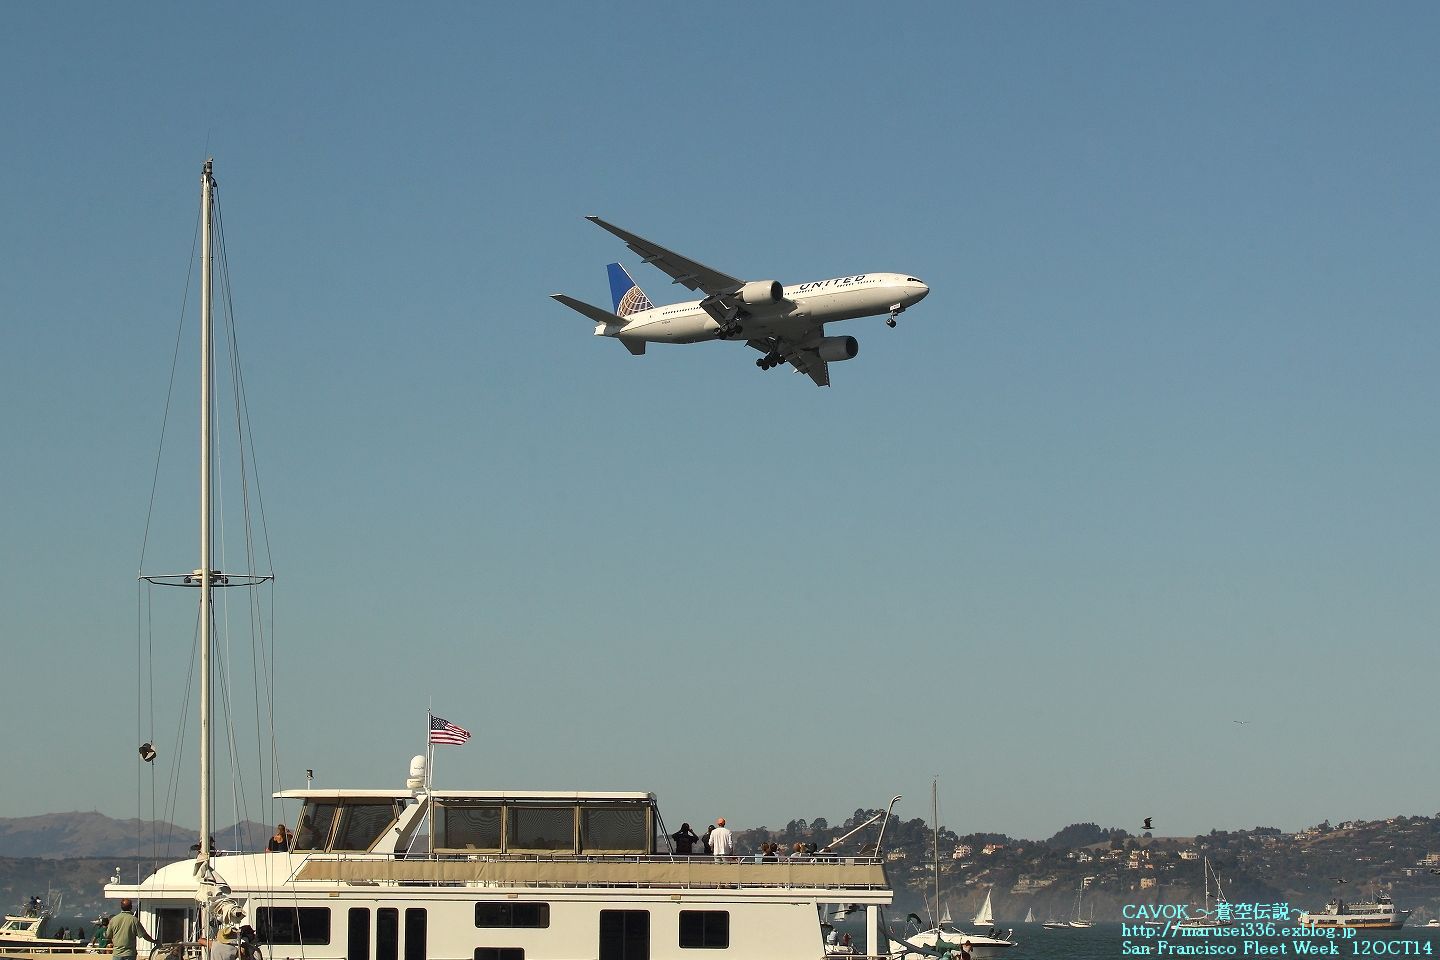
[932,778,940,925]
[198,158,214,864]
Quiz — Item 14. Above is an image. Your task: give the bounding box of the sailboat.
[1175,858,1231,929]
[1068,878,1095,928]
[100,160,910,960]
[889,781,1016,955]
[972,889,995,928]
[1023,907,1036,924]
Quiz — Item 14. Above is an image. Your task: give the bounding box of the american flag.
[429,715,471,745]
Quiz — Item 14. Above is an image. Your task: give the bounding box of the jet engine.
[736,280,783,306]
[815,336,859,362]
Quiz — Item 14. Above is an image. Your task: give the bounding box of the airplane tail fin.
[608,262,654,317]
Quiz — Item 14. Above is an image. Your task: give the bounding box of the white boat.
[1175,859,1231,930]
[1023,908,1035,924]
[1068,879,1094,928]
[98,160,907,960]
[972,890,995,928]
[1298,895,1410,930]
[889,781,1015,956]
[0,897,88,953]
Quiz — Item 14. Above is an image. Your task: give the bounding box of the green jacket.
[106,912,152,956]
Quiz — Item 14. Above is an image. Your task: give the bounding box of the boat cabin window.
[438,804,504,851]
[154,909,188,945]
[348,908,370,960]
[679,911,729,949]
[294,802,339,850]
[377,909,398,960]
[333,800,405,851]
[255,907,331,945]
[433,798,654,855]
[600,910,649,960]
[581,805,649,853]
[295,798,404,851]
[405,909,426,960]
[508,806,575,852]
[475,903,550,928]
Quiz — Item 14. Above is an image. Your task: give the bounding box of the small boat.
[972,890,996,928]
[1175,858,1231,930]
[1023,908,1036,924]
[1041,919,1069,930]
[1423,919,1439,928]
[889,781,1016,955]
[1298,896,1410,930]
[1068,878,1094,928]
[0,897,88,952]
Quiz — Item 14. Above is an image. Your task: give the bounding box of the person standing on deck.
[671,822,700,855]
[107,899,156,960]
[710,818,736,860]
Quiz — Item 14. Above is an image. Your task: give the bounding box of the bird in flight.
[1143,817,1154,831]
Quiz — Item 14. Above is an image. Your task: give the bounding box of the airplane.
[551,216,929,387]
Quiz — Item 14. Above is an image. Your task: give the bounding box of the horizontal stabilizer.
[552,293,645,356]
[551,293,621,326]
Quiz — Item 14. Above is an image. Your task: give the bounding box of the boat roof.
[274,789,656,802]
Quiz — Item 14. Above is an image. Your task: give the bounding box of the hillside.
[0,812,270,859]
[9,810,1440,924]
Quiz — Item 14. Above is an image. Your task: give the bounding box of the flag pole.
[426,706,435,791]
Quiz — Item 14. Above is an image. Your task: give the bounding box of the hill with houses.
[8,810,1440,922]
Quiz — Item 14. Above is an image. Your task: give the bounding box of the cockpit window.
[906,278,921,283]
[294,801,338,850]
[332,800,404,851]
[293,799,403,851]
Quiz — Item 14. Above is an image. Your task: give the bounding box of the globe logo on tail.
[617,285,653,317]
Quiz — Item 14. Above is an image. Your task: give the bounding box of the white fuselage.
[601,273,929,344]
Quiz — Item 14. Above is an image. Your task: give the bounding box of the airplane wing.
[787,349,830,387]
[746,336,831,387]
[586,216,742,298]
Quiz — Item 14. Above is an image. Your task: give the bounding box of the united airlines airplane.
[552,217,929,387]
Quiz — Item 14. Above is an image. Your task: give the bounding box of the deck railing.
[292,853,890,891]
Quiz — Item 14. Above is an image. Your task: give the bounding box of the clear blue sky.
[3,2,1439,844]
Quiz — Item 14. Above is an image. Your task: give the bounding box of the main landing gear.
[756,351,783,371]
[718,321,744,339]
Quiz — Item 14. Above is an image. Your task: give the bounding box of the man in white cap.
[710,817,735,860]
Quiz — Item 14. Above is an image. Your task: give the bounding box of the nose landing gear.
[886,303,904,328]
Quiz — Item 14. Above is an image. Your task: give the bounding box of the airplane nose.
[913,281,929,303]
